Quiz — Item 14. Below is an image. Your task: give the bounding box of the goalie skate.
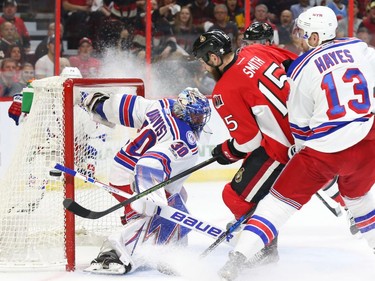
[83,250,131,275]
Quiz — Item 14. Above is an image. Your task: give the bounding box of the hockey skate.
[84,250,132,275]
[345,208,361,237]
[218,251,247,281]
[218,238,279,281]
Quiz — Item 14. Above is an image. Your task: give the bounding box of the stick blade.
[63,198,119,219]
[63,198,94,218]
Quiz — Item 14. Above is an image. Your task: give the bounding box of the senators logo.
[212,95,224,108]
[234,168,245,183]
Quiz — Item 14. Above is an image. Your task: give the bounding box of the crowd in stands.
[0,0,375,97]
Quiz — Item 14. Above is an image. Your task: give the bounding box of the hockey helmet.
[295,6,337,47]
[192,30,232,63]
[243,22,274,45]
[173,87,211,133]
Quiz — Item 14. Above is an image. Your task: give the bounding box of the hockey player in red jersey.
[241,21,360,236]
[216,6,375,280]
[192,28,297,264]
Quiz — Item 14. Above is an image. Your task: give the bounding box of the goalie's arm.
[81,91,154,129]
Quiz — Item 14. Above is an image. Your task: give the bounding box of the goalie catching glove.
[77,91,115,128]
[212,139,247,165]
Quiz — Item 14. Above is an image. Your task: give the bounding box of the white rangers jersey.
[287,38,375,152]
[101,94,200,197]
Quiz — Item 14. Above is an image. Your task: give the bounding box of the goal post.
[0,76,145,271]
[62,78,144,271]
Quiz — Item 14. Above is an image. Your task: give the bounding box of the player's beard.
[210,67,222,82]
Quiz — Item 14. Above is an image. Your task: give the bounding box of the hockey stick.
[315,176,342,217]
[54,162,233,241]
[200,207,255,258]
[57,157,217,219]
[315,189,342,217]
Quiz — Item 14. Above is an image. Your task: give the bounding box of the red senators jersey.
[212,45,297,164]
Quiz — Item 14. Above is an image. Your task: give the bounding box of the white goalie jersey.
[97,93,200,201]
[287,38,375,152]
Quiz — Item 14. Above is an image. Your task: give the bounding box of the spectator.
[234,29,244,49]
[356,26,373,47]
[327,0,347,21]
[34,35,68,79]
[117,24,134,52]
[59,57,71,73]
[208,4,238,45]
[6,44,25,72]
[358,1,375,47]
[0,57,19,97]
[190,0,216,32]
[290,0,311,20]
[226,0,245,29]
[96,18,125,55]
[0,0,31,53]
[158,0,181,25]
[132,0,180,61]
[173,6,198,54]
[13,62,34,93]
[277,9,294,49]
[256,0,298,23]
[187,60,216,95]
[62,0,110,49]
[62,0,91,49]
[34,22,65,63]
[336,0,362,38]
[253,4,279,45]
[69,37,101,78]
[106,0,140,32]
[0,21,23,60]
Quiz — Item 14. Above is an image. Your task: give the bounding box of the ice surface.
[1,181,374,281]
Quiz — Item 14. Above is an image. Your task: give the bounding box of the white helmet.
[297,6,337,47]
[60,67,83,78]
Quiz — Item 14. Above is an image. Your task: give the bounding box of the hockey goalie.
[77,86,211,274]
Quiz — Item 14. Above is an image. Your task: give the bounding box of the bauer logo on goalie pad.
[169,211,233,240]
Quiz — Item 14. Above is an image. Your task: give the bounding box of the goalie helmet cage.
[0,76,144,271]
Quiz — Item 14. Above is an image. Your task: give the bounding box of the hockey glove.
[287,144,297,159]
[8,94,25,125]
[212,139,247,165]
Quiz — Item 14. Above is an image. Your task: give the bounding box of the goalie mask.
[173,88,211,133]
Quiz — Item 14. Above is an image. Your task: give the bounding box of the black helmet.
[243,22,274,43]
[192,30,232,62]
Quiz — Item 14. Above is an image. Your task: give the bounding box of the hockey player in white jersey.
[77,87,211,274]
[218,6,375,281]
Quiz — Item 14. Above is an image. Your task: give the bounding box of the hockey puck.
[49,169,62,177]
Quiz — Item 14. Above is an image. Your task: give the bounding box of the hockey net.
[0,76,144,270]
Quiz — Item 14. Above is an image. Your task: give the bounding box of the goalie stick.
[54,162,235,242]
[57,157,217,219]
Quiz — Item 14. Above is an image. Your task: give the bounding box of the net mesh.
[0,76,143,268]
